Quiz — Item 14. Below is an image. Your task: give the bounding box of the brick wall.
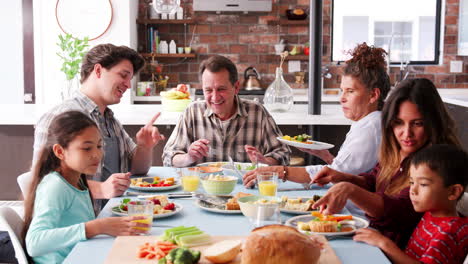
[138,0,467,90]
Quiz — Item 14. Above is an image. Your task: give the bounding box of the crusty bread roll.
[204,239,242,263]
[309,221,338,232]
[241,225,321,264]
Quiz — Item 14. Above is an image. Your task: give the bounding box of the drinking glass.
[257,172,278,196]
[127,200,153,232]
[251,203,282,228]
[181,167,200,192]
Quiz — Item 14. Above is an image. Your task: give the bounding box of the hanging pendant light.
[152,0,180,14]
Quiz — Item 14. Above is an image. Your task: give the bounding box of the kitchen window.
[331,0,442,64]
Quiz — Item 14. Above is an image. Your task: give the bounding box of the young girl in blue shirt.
[22,111,149,264]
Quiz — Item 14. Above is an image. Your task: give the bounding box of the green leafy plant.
[56,34,89,80]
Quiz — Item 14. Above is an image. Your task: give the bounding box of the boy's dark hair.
[411,144,468,189]
[80,44,145,83]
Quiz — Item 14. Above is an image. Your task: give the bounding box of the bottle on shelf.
[159,40,168,54]
[169,40,177,54]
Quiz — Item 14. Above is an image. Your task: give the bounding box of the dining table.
[64,166,390,264]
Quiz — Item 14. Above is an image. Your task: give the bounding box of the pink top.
[360,163,423,248]
[405,212,468,264]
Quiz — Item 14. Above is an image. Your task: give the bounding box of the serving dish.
[129,176,181,191]
[111,203,183,219]
[277,137,334,150]
[285,214,369,236]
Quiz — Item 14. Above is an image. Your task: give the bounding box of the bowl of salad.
[222,162,267,182]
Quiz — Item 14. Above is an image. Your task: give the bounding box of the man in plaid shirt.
[33,44,165,199]
[163,55,290,167]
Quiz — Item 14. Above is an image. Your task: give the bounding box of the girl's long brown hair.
[379,78,461,195]
[344,42,391,110]
[22,111,98,248]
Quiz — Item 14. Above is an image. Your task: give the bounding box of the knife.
[277,188,308,192]
[125,192,193,199]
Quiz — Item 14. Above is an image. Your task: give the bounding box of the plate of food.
[129,176,181,191]
[277,135,334,150]
[197,162,228,168]
[111,196,182,219]
[285,212,369,236]
[194,192,253,214]
[279,195,322,215]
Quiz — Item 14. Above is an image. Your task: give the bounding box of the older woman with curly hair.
[244,42,390,191]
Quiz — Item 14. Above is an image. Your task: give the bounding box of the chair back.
[457,192,468,216]
[17,172,32,198]
[0,207,28,264]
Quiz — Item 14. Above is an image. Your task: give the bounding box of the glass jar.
[263,67,294,112]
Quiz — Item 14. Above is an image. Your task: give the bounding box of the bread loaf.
[204,239,242,263]
[241,225,321,264]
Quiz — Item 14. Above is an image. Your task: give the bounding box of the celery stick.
[174,230,203,244]
[179,233,212,247]
[163,226,188,237]
[170,227,199,238]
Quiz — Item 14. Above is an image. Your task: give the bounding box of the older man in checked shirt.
[163,55,290,167]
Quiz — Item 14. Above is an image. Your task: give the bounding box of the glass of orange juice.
[257,172,278,196]
[127,200,153,233]
[181,167,200,192]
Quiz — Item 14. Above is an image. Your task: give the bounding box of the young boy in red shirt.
[354,144,468,264]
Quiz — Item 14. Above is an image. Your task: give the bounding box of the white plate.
[194,200,242,214]
[129,177,181,191]
[277,137,334,150]
[280,208,317,215]
[111,203,183,219]
[197,162,228,168]
[285,214,369,236]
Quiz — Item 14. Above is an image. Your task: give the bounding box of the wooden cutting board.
[104,235,341,264]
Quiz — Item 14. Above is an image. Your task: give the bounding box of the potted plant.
[56,33,89,100]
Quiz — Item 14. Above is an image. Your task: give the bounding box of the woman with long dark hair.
[311,78,461,248]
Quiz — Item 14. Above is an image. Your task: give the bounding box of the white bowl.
[238,195,281,220]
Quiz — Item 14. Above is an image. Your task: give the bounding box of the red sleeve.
[358,164,380,191]
[420,222,468,264]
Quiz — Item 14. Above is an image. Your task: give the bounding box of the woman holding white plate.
[243,43,390,190]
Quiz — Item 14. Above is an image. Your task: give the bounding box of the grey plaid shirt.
[162,97,290,166]
[33,91,137,182]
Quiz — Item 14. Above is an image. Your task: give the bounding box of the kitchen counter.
[0,103,351,126]
[1,88,466,126]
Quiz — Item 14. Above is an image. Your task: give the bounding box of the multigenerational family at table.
[9,42,466,264]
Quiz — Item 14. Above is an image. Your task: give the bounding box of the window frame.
[330,0,443,65]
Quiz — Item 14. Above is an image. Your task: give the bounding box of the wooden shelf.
[140,53,196,58]
[284,55,309,60]
[267,19,309,26]
[136,18,195,24]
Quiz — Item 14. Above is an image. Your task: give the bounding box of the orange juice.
[258,181,278,196]
[131,214,152,231]
[182,175,199,192]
